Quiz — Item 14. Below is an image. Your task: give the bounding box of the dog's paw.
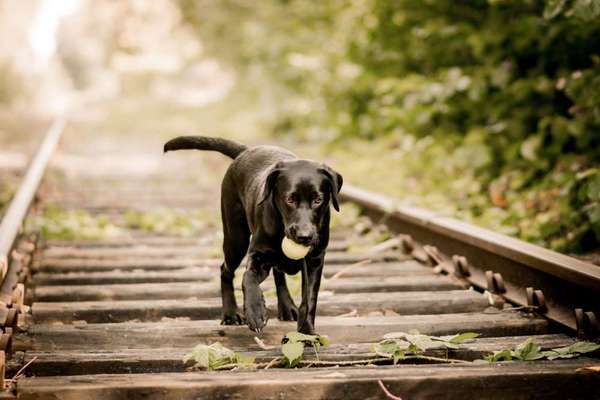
[277,302,299,321]
[221,311,244,325]
[297,321,316,336]
[244,304,268,334]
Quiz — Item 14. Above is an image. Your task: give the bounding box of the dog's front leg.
[242,253,270,334]
[297,256,324,335]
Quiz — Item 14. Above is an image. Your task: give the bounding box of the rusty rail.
[340,184,600,337]
[0,118,66,387]
[0,119,66,267]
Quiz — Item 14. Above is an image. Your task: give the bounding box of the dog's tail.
[163,136,248,159]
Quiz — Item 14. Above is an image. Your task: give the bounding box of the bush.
[178,0,600,253]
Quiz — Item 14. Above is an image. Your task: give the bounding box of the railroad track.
[0,121,598,399]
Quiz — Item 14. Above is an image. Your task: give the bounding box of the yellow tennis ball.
[281,236,311,260]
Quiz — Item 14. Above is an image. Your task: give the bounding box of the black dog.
[164,136,342,334]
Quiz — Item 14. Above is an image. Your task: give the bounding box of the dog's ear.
[258,165,283,206]
[319,166,343,212]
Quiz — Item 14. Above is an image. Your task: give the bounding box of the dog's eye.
[285,196,295,205]
[313,196,323,205]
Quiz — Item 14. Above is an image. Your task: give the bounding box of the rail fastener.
[575,309,599,339]
[451,255,470,278]
[340,184,600,336]
[526,287,548,313]
[485,271,506,294]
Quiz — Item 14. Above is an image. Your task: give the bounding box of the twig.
[7,356,38,384]
[264,357,283,369]
[205,353,468,371]
[324,259,371,286]
[213,359,279,371]
[337,309,358,318]
[378,380,403,400]
[368,237,402,254]
[254,336,275,350]
[501,305,537,312]
[213,363,239,371]
[298,357,389,366]
[404,355,469,364]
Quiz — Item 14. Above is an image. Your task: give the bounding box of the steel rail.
[0,118,66,279]
[340,184,600,335]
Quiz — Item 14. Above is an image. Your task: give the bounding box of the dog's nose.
[289,225,315,245]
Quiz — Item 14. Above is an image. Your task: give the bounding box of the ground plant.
[183,332,600,371]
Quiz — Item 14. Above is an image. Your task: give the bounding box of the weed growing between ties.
[26,205,222,241]
[183,331,600,371]
[479,337,600,363]
[27,206,124,240]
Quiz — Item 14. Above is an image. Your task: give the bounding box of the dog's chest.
[272,259,304,275]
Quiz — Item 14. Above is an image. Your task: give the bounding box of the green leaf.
[282,341,305,366]
[317,335,331,347]
[545,341,600,359]
[566,341,600,354]
[184,344,211,369]
[540,350,576,360]
[587,175,600,201]
[572,0,600,21]
[374,341,400,356]
[409,334,440,351]
[586,204,600,224]
[520,135,542,162]
[285,331,318,343]
[543,0,568,19]
[392,350,407,364]
[184,342,237,370]
[381,331,479,354]
[513,337,544,361]
[484,349,514,363]
[446,332,480,344]
[234,353,256,366]
[383,332,408,340]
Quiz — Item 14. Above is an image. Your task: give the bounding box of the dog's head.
[259,160,343,246]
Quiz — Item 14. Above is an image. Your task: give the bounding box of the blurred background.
[0,0,599,256]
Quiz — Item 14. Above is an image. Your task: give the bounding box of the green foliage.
[178,0,600,253]
[124,209,211,237]
[374,331,480,363]
[25,205,222,241]
[184,334,598,372]
[541,340,600,359]
[281,331,330,367]
[483,337,600,362]
[184,342,255,371]
[27,206,123,240]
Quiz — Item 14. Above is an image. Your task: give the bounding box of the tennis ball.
[281,237,310,260]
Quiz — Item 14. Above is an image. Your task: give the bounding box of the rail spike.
[525,287,548,313]
[423,245,443,267]
[485,270,506,294]
[399,235,415,254]
[451,255,470,278]
[575,309,599,339]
